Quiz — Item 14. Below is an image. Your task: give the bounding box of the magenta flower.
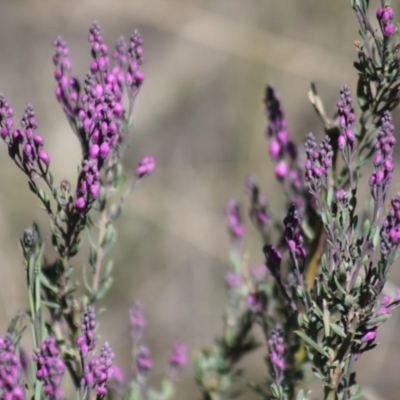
[33,336,65,400]
[136,156,155,178]
[361,331,377,342]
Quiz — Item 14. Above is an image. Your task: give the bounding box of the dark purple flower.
[283,205,306,259]
[380,194,400,261]
[263,245,282,277]
[245,176,270,231]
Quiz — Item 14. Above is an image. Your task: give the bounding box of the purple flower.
[75,159,100,212]
[268,329,285,385]
[0,335,24,400]
[377,6,396,37]
[283,205,306,259]
[33,336,65,400]
[0,100,51,174]
[53,36,80,117]
[38,150,50,166]
[136,156,155,178]
[380,194,400,260]
[77,306,96,355]
[263,245,282,277]
[245,176,270,231]
[83,342,115,398]
[337,85,355,151]
[225,272,242,289]
[361,330,377,342]
[370,111,396,203]
[169,342,187,380]
[304,133,333,195]
[247,292,263,312]
[225,200,245,239]
[129,303,146,342]
[275,161,288,180]
[250,265,268,282]
[135,345,153,375]
[110,365,124,385]
[263,85,307,212]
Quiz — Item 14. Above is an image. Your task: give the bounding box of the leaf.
[334,274,347,296]
[39,274,57,294]
[373,227,380,248]
[323,300,330,337]
[82,265,92,294]
[330,323,346,338]
[294,330,328,357]
[367,314,390,326]
[363,219,371,238]
[41,301,61,309]
[327,187,333,209]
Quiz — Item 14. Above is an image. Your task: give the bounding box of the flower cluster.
[169,343,188,380]
[53,36,79,118]
[283,205,306,260]
[245,175,270,234]
[136,156,156,178]
[77,306,96,355]
[225,199,245,239]
[33,336,65,400]
[370,111,395,203]
[0,98,50,175]
[135,345,153,375]
[129,303,146,342]
[52,21,148,213]
[377,5,395,37]
[380,194,400,261]
[337,85,356,152]
[0,335,24,400]
[264,85,305,212]
[75,158,101,210]
[264,85,294,180]
[83,342,115,398]
[77,307,115,398]
[304,133,333,194]
[267,329,285,386]
[263,245,282,277]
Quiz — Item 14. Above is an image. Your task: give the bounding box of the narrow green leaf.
[294,330,328,357]
[330,323,346,338]
[327,187,333,209]
[41,300,61,309]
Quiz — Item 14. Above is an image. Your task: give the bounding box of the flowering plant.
[0,0,400,400]
[194,1,400,400]
[0,20,185,400]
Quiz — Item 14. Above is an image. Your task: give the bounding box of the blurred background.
[1,0,400,398]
